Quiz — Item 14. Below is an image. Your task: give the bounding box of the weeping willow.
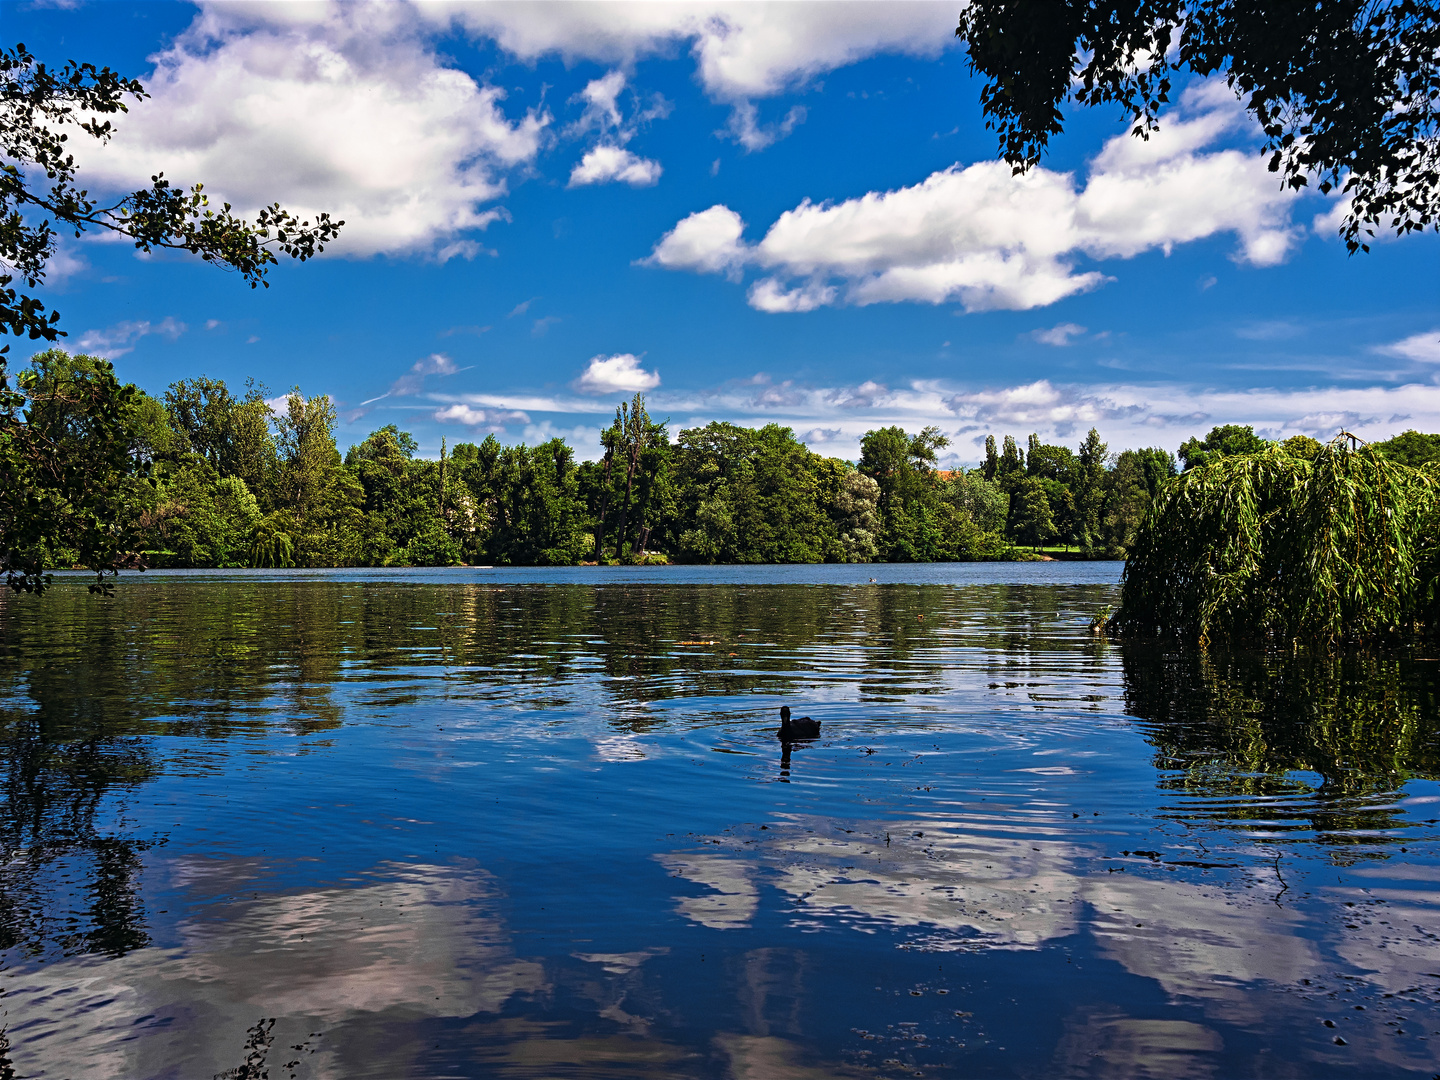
[1113,436,1440,643]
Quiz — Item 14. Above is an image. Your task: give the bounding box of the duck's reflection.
[776,734,819,785]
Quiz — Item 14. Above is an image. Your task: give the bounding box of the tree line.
[7,348,1438,583]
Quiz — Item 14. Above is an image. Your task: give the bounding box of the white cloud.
[746,277,836,313]
[521,419,604,458]
[430,1,954,148]
[75,317,186,358]
[440,391,608,414]
[42,242,89,287]
[433,403,530,429]
[574,353,661,395]
[1376,330,1440,364]
[76,3,549,258]
[588,376,1440,464]
[423,371,1440,467]
[650,84,1307,313]
[568,145,662,188]
[1030,323,1087,346]
[647,205,748,277]
[564,69,668,186]
[1234,320,1303,341]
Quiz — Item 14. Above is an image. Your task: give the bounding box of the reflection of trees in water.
[436,582,1109,721]
[0,578,1112,959]
[0,715,159,958]
[1120,645,1440,839]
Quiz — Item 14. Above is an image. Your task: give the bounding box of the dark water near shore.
[4,564,1440,1078]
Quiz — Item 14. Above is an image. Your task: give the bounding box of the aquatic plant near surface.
[1113,435,1440,643]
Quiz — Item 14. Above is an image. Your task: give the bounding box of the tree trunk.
[594,442,614,562]
[616,441,640,558]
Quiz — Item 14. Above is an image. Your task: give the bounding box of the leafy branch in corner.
[1,41,343,345]
[0,42,342,595]
[955,0,1440,254]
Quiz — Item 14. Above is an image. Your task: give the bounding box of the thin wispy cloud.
[1376,330,1440,364]
[75,317,185,358]
[360,353,467,406]
[1030,323,1087,346]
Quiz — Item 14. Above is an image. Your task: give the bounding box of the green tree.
[0,349,145,591]
[275,391,360,566]
[164,377,235,470]
[1116,438,1440,642]
[483,439,588,565]
[672,422,830,564]
[1010,476,1057,548]
[953,0,1440,253]
[1375,430,1440,468]
[591,394,669,562]
[859,425,956,559]
[1072,427,1109,548]
[831,467,881,562]
[1178,424,1269,471]
[1101,450,1153,555]
[1130,446,1179,495]
[948,469,1009,535]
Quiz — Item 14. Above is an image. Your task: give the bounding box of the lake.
[3,563,1439,1078]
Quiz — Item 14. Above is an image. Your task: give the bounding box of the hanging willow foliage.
[1113,436,1440,643]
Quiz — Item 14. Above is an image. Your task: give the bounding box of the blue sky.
[13,0,1440,465]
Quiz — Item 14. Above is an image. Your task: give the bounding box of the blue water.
[3,564,1438,1078]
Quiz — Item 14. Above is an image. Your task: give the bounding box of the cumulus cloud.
[75,317,186,358]
[647,205,748,277]
[649,83,1310,313]
[1376,330,1440,364]
[1030,323,1087,346]
[569,145,662,188]
[432,1,954,148]
[574,353,662,395]
[75,3,548,259]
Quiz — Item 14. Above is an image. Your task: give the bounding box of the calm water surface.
[4,563,1440,1078]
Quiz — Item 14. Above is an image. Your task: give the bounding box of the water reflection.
[1122,646,1440,838]
[0,573,1438,1078]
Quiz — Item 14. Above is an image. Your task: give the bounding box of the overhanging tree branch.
[954,0,1440,254]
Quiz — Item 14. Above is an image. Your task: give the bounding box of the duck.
[777,705,821,741]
